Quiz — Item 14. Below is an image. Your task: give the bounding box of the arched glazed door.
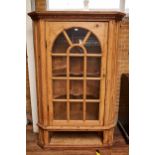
[46,22,108,126]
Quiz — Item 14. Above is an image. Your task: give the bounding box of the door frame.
[46,21,108,127]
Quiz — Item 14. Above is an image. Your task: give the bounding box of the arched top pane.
[52,27,101,54]
[52,33,69,53]
[84,34,101,54]
[66,28,88,44]
[70,46,84,54]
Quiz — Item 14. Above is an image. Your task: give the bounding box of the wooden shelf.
[53,95,100,100]
[52,99,100,102]
[51,76,101,80]
[49,131,103,146]
[51,53,102,57]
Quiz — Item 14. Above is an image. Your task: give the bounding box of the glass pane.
[86,102,99,120]
[52,56,66,76]
[53,102,67,120]
[70,80,83,99]
[86,80,100,99]
[52,33,69,53]
[70,102,83,120]
[87,57,101,77]
[53,80,67,99]
[70,46,84,54]
[66,28,88,44]
[70,57,83,77]
[85,34,101,53]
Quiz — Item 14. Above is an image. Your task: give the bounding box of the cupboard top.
[28,11,125,21]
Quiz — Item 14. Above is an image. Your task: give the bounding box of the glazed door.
[46,22,108,126]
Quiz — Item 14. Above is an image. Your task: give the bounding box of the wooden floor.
[26,125,129,155]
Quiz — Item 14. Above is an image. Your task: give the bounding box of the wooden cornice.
[28,11,126,21]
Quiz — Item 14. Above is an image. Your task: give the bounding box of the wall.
[26,0,38,132]
[26,55,32,123]
[116,16,129,120]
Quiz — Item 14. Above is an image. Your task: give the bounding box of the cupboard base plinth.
[38,128,114,149]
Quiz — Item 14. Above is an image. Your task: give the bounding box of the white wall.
[26,0,38,133]
[48,0,122,10]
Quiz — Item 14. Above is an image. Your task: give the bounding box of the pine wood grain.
[28,11,126,147]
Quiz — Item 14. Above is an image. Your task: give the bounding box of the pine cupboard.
[28,11,125,149]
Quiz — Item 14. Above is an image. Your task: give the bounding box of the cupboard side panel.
[33,20,43,124]
[46,22,53,126]
[38,19,48,126]
[99,22,108,125]
[104,21,119,126]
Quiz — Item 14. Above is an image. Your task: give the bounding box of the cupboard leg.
[38,129,44,144]
[43,130,49,145]
[103,128,114,146]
